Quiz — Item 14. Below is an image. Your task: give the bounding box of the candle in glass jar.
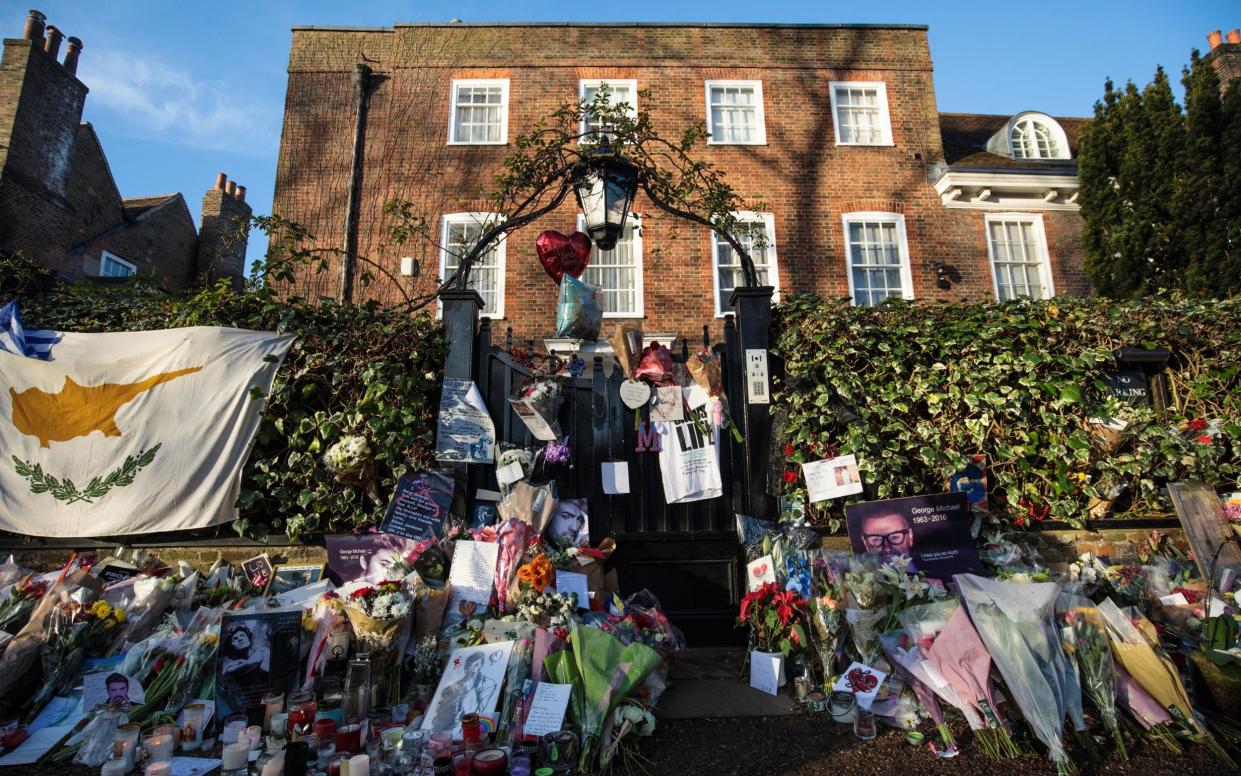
[260,753,285,776]
[221,715,248,744]
[222,742,249,769]
[335,723,362,755]
[348,754,369,776]
[181,704,206,751]
[244,725,263,750]
[287,689,317,733]
[115,723,141,771]
[261,692,284,732]
[145,762,172,776]
[100,758,127,776]
[270,712,289,738]
[142,733,174,763]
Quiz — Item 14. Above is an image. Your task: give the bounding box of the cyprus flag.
[0,327,293,537]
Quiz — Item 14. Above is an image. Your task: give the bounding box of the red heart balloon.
[536,230,592,283]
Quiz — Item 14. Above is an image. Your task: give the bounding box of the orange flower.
[518,555,554,592]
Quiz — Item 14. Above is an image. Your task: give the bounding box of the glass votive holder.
[335,722,362,755]
[115,722,141,770]
[324,753,348,776]
[142,732,174,763]
[429,731,452,759]
[221,714,248,744]
[180,704,206,751]
[261,691,284,732]
[853,707,878,740]
[287,689,316,734]
[301,734,320,766]
[222,742,249,775]
[243,725,264,751]
[101,757,127,776]
[145,761,172,776]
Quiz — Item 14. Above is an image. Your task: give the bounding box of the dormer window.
[1002,113,1070,160]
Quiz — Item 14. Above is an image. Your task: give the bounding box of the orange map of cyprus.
[8,367,202,447]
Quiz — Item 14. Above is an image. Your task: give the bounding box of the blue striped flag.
[0,300,58,360]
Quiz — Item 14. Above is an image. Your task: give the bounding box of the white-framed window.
[439,213,506,318]
[99,251,136,278]
[711,212,780,316]
[1008,113,1070,160]
[984,213,1055,301]
[829,81,894,146]
[577,214,643,317]
[842,212,913,306]
[704,80,767,145]
[447,79,509,145]
[579,79,638,141]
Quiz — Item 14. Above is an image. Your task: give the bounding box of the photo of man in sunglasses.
[859,511,915,564]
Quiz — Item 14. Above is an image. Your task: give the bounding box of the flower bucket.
[752,650,787,688]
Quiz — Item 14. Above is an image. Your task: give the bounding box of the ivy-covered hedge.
[12,277,445,540]
[772,294,1240,531]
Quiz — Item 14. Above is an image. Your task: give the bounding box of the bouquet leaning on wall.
[341,581,412,707]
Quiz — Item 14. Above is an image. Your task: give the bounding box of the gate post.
[439,290,484,519]
[729,286,777,519]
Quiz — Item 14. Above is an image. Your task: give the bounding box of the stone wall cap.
[292,21,930,32]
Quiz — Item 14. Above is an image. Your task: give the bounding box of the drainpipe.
[340,63,373,304]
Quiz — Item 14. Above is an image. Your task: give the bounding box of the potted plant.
[738,582,808,687]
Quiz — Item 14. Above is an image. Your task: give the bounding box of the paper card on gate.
[832,661,887,709]
[650,385,684,422]
[601,461,630,494]
[749,652,781,696]
[685,384,710,410]
[523,682,573,738]
[802,455,864,503]
[554,571,591,610]
[745,555,777,592]
[496,461,525,486]
[435,379,496,464]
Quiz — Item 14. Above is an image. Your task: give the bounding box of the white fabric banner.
[0,326,293,537]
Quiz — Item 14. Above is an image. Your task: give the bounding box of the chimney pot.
[43,24,62,59]
[23,10,46,43]
[1228,29,1241,45]
[225,181,237,197]
[63,36,82,75]
[235,185,246,202]
[1208,29,1224,50]
[215,172,228,190]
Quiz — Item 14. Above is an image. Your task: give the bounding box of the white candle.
[145,762,172,776]
[261,753,285,776]
[349,753,370,776]
[222,720,247,744]
[100,758,127,776]
[222,742,249,770]
[244,726,263,750]
[143,734,173,764]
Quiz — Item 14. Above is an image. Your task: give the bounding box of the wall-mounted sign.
[1106,370,1149,406]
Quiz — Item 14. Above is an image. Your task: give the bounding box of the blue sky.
[7,1,1235,270]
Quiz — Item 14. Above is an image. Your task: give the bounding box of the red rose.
[1187,418,1208,432]
[782,443,795,457]
[783,469,799,484]
[350,587,373,599]
[1014,515,1026,527]
[1197,435,1212,444]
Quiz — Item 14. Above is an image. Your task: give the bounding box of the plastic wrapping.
[1058,592,1126,758]
[555,275,603,340]
[608,324,643,380]
[634,343,674,384]
[686,348,725,397]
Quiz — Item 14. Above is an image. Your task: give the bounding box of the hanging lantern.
[571,142,639,251]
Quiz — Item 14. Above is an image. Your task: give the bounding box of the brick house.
[0,10,250,291]
[273,22,1097,345]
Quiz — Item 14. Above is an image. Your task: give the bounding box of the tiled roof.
[939,113,1089,170]
[123,193,179,220]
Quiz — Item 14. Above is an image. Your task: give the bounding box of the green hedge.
[772,294,1240,531]
[11,275,445,540]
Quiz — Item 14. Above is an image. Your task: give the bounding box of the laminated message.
[436,379,496,463]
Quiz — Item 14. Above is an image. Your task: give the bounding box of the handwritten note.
[554,571,591,610]
[496,461,525,486]
[749,652,782,696]
[446,540,500,619]
[601,462,630,495]
[523,683,572,738]
[745,555,777,593]
[436,379,496,463]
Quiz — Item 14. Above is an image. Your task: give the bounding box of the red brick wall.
[198,188,252,291]
[0,38,87,271]
[82,196,199,291]
[273,24,1089,344]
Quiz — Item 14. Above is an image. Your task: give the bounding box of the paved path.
[657,647,799,719]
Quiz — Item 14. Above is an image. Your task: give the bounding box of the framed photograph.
[215,609,302,722]
[844,492,984,583]
[265,564,326,596]
[240,553,274,591]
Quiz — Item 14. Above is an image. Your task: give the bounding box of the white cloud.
[78,49,279,155]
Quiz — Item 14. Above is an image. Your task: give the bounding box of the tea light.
[471,748,508,776]
[145,762,172,776]
[142,733,174,763]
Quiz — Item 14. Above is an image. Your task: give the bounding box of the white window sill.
[707,139,768,146]
[446,140,509,146]
[601,312,644,319]
[834,141,896,148]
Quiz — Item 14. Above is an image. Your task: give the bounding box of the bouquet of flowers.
[956,574,1080,774]
[738,582,808,657]
[1058,594,1126,760]
[343,581,412,705]
[515,588,578,634]
[596,590,683,665]
[510,377,565,439]
[634,343,674,385]
[0,575,47,634]
[322,435,381,504]
[411,635,442,689]
[496,519,536,614]
[807,558,847,680]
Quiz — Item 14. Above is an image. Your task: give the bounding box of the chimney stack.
[225,180,237,197]
[23,9,45,45]
[43,23,62,59]
[63,36,81,75]
[1228,29,1241,45]
[215,172,228,190]
[200,173,253,291]
[235,185,246,203]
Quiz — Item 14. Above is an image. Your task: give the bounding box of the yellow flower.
[1048,304,1060,318]
[113,608,127,623]
[91,600,111,619]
